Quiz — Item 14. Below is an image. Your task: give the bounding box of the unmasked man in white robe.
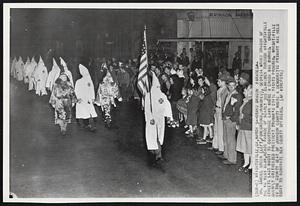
[144,71,173,166]
[33,56,48,96]
[46,58,61,92]
[75,64,98,132]
[60,57,74,87]
[15,56,25,81]
[28,57,38,91]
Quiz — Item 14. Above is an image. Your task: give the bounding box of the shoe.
[217,155,227,160]
[215,151,223,155]
[61,130,66,136]
[207,147,214,151]
[206,137,213,143]
[222,160,236,165]
[196,139,207,144]
[238,166,246,172]
[185,130,193,135]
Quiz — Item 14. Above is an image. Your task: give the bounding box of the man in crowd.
[117,62,130,102]
[232,51,242,71]
[219,76,243,165]
[237,72,250,96]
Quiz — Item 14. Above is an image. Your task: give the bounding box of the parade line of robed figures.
[10,49,252,171]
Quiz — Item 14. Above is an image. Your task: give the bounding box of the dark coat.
[169,75,184,102]
[186,95,200,126]
[239,99,252,130]
[222,91,243,123]
[198,94,214,125]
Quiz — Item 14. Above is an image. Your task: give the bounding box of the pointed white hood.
[79,64,91,78]
[38,56,45,66]
[18,56,23,63]
[53,58,59,69]
[26,57,30,64]
[150,71,161,92]
[60,57,67,68]
[31,57,36,63]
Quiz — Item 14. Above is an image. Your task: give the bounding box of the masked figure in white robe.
[95,70,122,128]
[23,57,31,83]
[33,56,48,96]
[60,57,74,87]
[75,64,97,131]
[15,56,25,81]
[46,58,61,92]
[10,57,17,78]
[144,71,173,165]
[28,57,38,91]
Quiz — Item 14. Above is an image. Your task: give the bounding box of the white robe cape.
[144,72,173,150]
[46,58,60,92]
[15,57,25,81]
[75,64,97,119]
[28,59,38,91]
[34,57,48,96]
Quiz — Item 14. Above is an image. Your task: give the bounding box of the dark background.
[10,9,177,61]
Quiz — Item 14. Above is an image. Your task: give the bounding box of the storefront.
[158,9,253,71]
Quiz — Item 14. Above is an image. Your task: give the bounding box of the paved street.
[9,79,251,198]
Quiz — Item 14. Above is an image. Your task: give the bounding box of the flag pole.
[144,25,153,115]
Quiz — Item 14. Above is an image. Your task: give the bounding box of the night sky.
[10,9,178,59]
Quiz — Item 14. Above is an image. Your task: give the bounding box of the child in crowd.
[177,87,188,126]
[185,84,200,137]
[197,85,215,144]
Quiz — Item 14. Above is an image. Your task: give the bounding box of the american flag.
[137,27,149,96]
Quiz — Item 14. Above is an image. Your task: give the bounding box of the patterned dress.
[49,81,77,125]
[95,72,121,124]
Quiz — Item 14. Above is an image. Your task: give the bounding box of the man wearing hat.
[237,72,250,96]
[210,74,229,154]
[219,76,243,165]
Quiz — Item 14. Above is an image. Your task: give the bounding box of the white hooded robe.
[60,57,74,87]
[75,64,98,119]
[10,57,17,78]
[23,57,31,83]
[34,56,48,96]
[15,57,25,81]
[144,72,173,150]
[46,58,61,92]
[28,57,38,91]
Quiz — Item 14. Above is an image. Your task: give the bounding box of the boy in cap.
[219,76,243,165]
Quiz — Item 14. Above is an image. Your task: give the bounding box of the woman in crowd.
[185,75,200,137]
[169,74,184,126]
[49,73,77,135]
[236,84,253,173]
[160,73,171,96]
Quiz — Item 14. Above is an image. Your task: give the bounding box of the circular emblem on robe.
[150,119,155,125]
[87,82,91,87]
[158,98,164,104]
